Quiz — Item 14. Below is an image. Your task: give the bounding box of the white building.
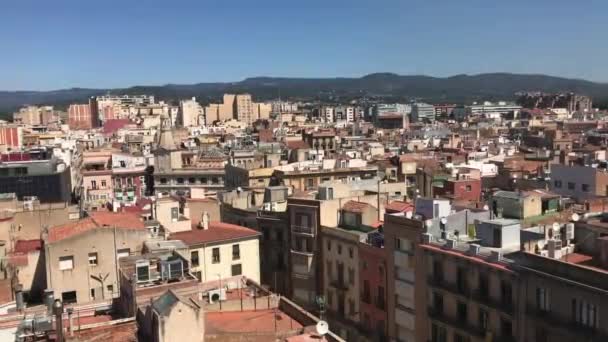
[180,97,204,127]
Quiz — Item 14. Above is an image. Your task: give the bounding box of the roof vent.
[490,250,503,262]
[445,238,456,249]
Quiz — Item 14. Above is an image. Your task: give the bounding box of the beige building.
[141,289,205,342]
[154,196,191,233]
[321,226,366,341]
[203,94,270,125]
[179,97,203,127]
[170,219,261,284]
[44,212,153,304]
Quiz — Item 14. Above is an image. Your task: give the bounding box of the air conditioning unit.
[208,288,227,304]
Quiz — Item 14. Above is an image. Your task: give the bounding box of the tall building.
[0,125,23,148]
[180,97,204,127]
[234,94,254,124]
[411,102,436,122]
[13,105,55,126]
[203,94,267,125]
[68,104,95,130]
[90,95,155,123]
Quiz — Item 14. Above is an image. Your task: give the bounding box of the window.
[349,247,354,258]
[101,180,107,188]
[431,323,447,342]
[62,291,77,304]
[200,177,208,184]
[501,280,513,307]
[91,180,97,189]
[362,260,367,270]
[90,288,96,300]
[188,177,196,184]
[554,180,562,188]
[171,207,179,221]
[479,308,489,330]
[117,248,130,259]
[160,178,168,184]
[349,299,355,316]
[212,248,220,263]
[136,263,150,282]
[327,240,331,251]
[232,244,240,260]
[306,178,314,189]
[88,252,98,266]
[536,287,550,312]
[231,264,242,276]
[433,259,443,282]
[501,318,513,337]
[478,273,489,299]
[454,333,470,342]
[457,301,468,323]
[457,267,467,294]
[176,178,184,184]
[567,182,575,190]
[119,160,126,167]
[191,251,199,267]
[59,256,74,270]
[362,280,370,303]
[107,285,114,293]
[582,183,590,192]
[348,267,355,285]
[379,265,384,277]
[432,292,443,314]
[572,298,598,329]
[212,177,219,184]
[326,261,333,280]
[377,286,385,310]
[465,185,472,192]
[337,244,342,255]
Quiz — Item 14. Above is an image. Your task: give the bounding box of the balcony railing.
[471,289,514,315]
[526,305,607,341]
[427,307,485,338]
[330,278,349,291]
[292,225,314,235]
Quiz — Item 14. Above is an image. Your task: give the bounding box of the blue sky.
[1,0,607,90]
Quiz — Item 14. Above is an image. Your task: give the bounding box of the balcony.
[330,278,349,291]
[471,289,514,315]
[526,305,608,341]
[292,225,315,236]
[427,276,470,297]
[427,307,485,338]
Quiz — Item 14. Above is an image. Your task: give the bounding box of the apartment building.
[44,212,152,304]
[68,104,96,130]
[273,160,378,191]
[550,164,608,200]
[411,103,436,123]
[180,97,204,127]
[421,236,520,342]
[0,125,23,148]
[0,156,72,203]
[321,226,364,341]
[513,252,608,342]
[170,220,261,284]
[359,235,388,341]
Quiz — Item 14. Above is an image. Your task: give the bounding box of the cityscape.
[2,2,608,342]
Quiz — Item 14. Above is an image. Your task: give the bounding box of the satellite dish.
[425,219,433,228]
[440,217,448,225]
[483,204,489,211]
[316,320,329,336]
[552,222,560,231]
[405,211,413,219]
[571,213,580,222]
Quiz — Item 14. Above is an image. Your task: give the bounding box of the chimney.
[198,211,210,230]
[14,284,24,312]
[44,289,55,315]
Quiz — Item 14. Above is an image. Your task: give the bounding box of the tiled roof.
[285,140,310,150]
[385,201,414,213]
[103,119,131,135]
[14,239,42,253]
[342,200,373,213]
[48,212,145,243]
[169,222,260,246]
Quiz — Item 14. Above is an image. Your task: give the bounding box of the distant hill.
[2,72,608,117]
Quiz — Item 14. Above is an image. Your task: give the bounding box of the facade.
[44,212,152,304]
[359,239,388,341]
[411,103,436,122]
[421,237,520,342]
[180,97,203,127]
[550,164,608,200]
[0,125,23,148]
[68,104,95,130]
[170,221,261,284]
[434,177,482,202]
[491,191,542,219]
[0,158,71,203]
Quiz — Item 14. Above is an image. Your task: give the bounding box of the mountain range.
[2,72,608,117]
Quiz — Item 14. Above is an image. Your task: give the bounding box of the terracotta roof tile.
[385,201,414,213]
[169,222,260,246]
[342,200,373,213]
[285,140,310,150]
[48,212,145,243]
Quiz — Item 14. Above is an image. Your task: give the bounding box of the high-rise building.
[180,97,204,127]
[411,102,436,122]
[68,104,95,130]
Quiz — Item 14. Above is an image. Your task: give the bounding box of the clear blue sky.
[2,0,607,90]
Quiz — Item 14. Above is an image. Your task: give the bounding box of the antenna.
[316,320,329,336]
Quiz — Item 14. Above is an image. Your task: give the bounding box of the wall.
[189,237,260,284]
[46,228,149,304]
